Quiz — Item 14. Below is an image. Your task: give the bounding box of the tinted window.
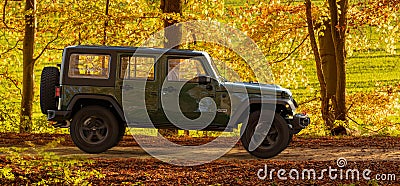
[120,56,155,80]
[68,54,110,79]
[167,58,206,81]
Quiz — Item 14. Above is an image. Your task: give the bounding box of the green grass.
[289,50,400,103]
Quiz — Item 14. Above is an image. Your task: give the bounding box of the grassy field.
[290,51,400,102]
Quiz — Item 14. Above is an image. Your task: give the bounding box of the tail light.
[55,86,60,97]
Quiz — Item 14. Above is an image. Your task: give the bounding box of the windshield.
[202,52,227,82]
[210,58,228,82]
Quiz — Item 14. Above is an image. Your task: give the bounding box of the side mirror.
[197,76,211,85]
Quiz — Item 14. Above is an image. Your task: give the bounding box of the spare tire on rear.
[40,67,60,114]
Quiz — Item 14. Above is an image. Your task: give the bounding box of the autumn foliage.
[0,0,398,135]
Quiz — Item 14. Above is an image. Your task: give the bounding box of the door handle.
[121,84,133,90]
[162,86,177,93]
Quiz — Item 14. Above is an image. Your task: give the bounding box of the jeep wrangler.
[40,45,310,159]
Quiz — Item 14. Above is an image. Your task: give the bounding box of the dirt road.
[47,145,400,162]
[2,133,400,185]
[1,133,400,161]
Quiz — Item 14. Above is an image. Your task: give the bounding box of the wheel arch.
[231,98,293,128]
[67,95,125,125]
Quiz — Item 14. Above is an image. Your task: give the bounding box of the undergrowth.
[298,84,400,136]
[0,138,104,185]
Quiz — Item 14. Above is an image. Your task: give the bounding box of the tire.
[288,133,293,145]
[241,110,290,159]
[112,123,126,147]
[70,106,120,153]
[40,67,59,114]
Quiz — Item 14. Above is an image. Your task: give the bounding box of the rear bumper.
[289,113,310,134]
[47,110,71,122]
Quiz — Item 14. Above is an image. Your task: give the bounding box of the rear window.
[68,54,111,79]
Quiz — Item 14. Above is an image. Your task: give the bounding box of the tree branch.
[103,0,110,45]
[305,0,326,88]
[347,115,391,134]
[0,39,21,57]
[271,34,309,63]
[33,25,62,62]
[2,0,11,30]
[298,96,320,106]
[0,72,21,95]
[0,108,18,124]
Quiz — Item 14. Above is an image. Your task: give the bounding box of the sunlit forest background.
[0,0,399,136]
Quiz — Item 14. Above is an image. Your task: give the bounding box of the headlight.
[281,91,290,99]
[292,98,298,108]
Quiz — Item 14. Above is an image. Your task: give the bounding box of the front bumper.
[289,113,310,134]
[47,110,71,122]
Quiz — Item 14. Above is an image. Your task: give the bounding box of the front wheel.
[70,106,120,153]
[241,110,290,159]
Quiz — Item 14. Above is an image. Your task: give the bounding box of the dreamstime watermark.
[257,158,396,181]
[122,20,276,166]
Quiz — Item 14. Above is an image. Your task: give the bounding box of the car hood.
[221,82,292,97]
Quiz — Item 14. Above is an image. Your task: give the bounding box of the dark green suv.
[40,45,309,159]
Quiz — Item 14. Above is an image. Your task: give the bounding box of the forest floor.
[1,133,400,185]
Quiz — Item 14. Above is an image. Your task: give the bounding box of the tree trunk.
[328,0,347,122]
[158,0,182,137]
[20,0,36,133]
[333,0,348,121]
[161,0,182,49]
[305,0,348,134]
[319,19,337,100]
[318,18,337,128]
[305,0,333,129]
[103,0,110,45]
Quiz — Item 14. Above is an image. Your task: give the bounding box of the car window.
[167,58,207,81]
[68,54,110,79]
[120,56,155,80]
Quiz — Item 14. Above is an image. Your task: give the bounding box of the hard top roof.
[65,45,205,56]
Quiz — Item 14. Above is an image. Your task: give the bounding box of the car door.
[116,54,159,126]
[161,56,217,130]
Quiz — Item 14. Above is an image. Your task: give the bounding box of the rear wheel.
[241,110,290,159]
[70,106,120,153]
[40,67,59,114]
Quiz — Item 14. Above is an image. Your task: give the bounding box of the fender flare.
[229,97,295,127]
[67,94,125,121]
